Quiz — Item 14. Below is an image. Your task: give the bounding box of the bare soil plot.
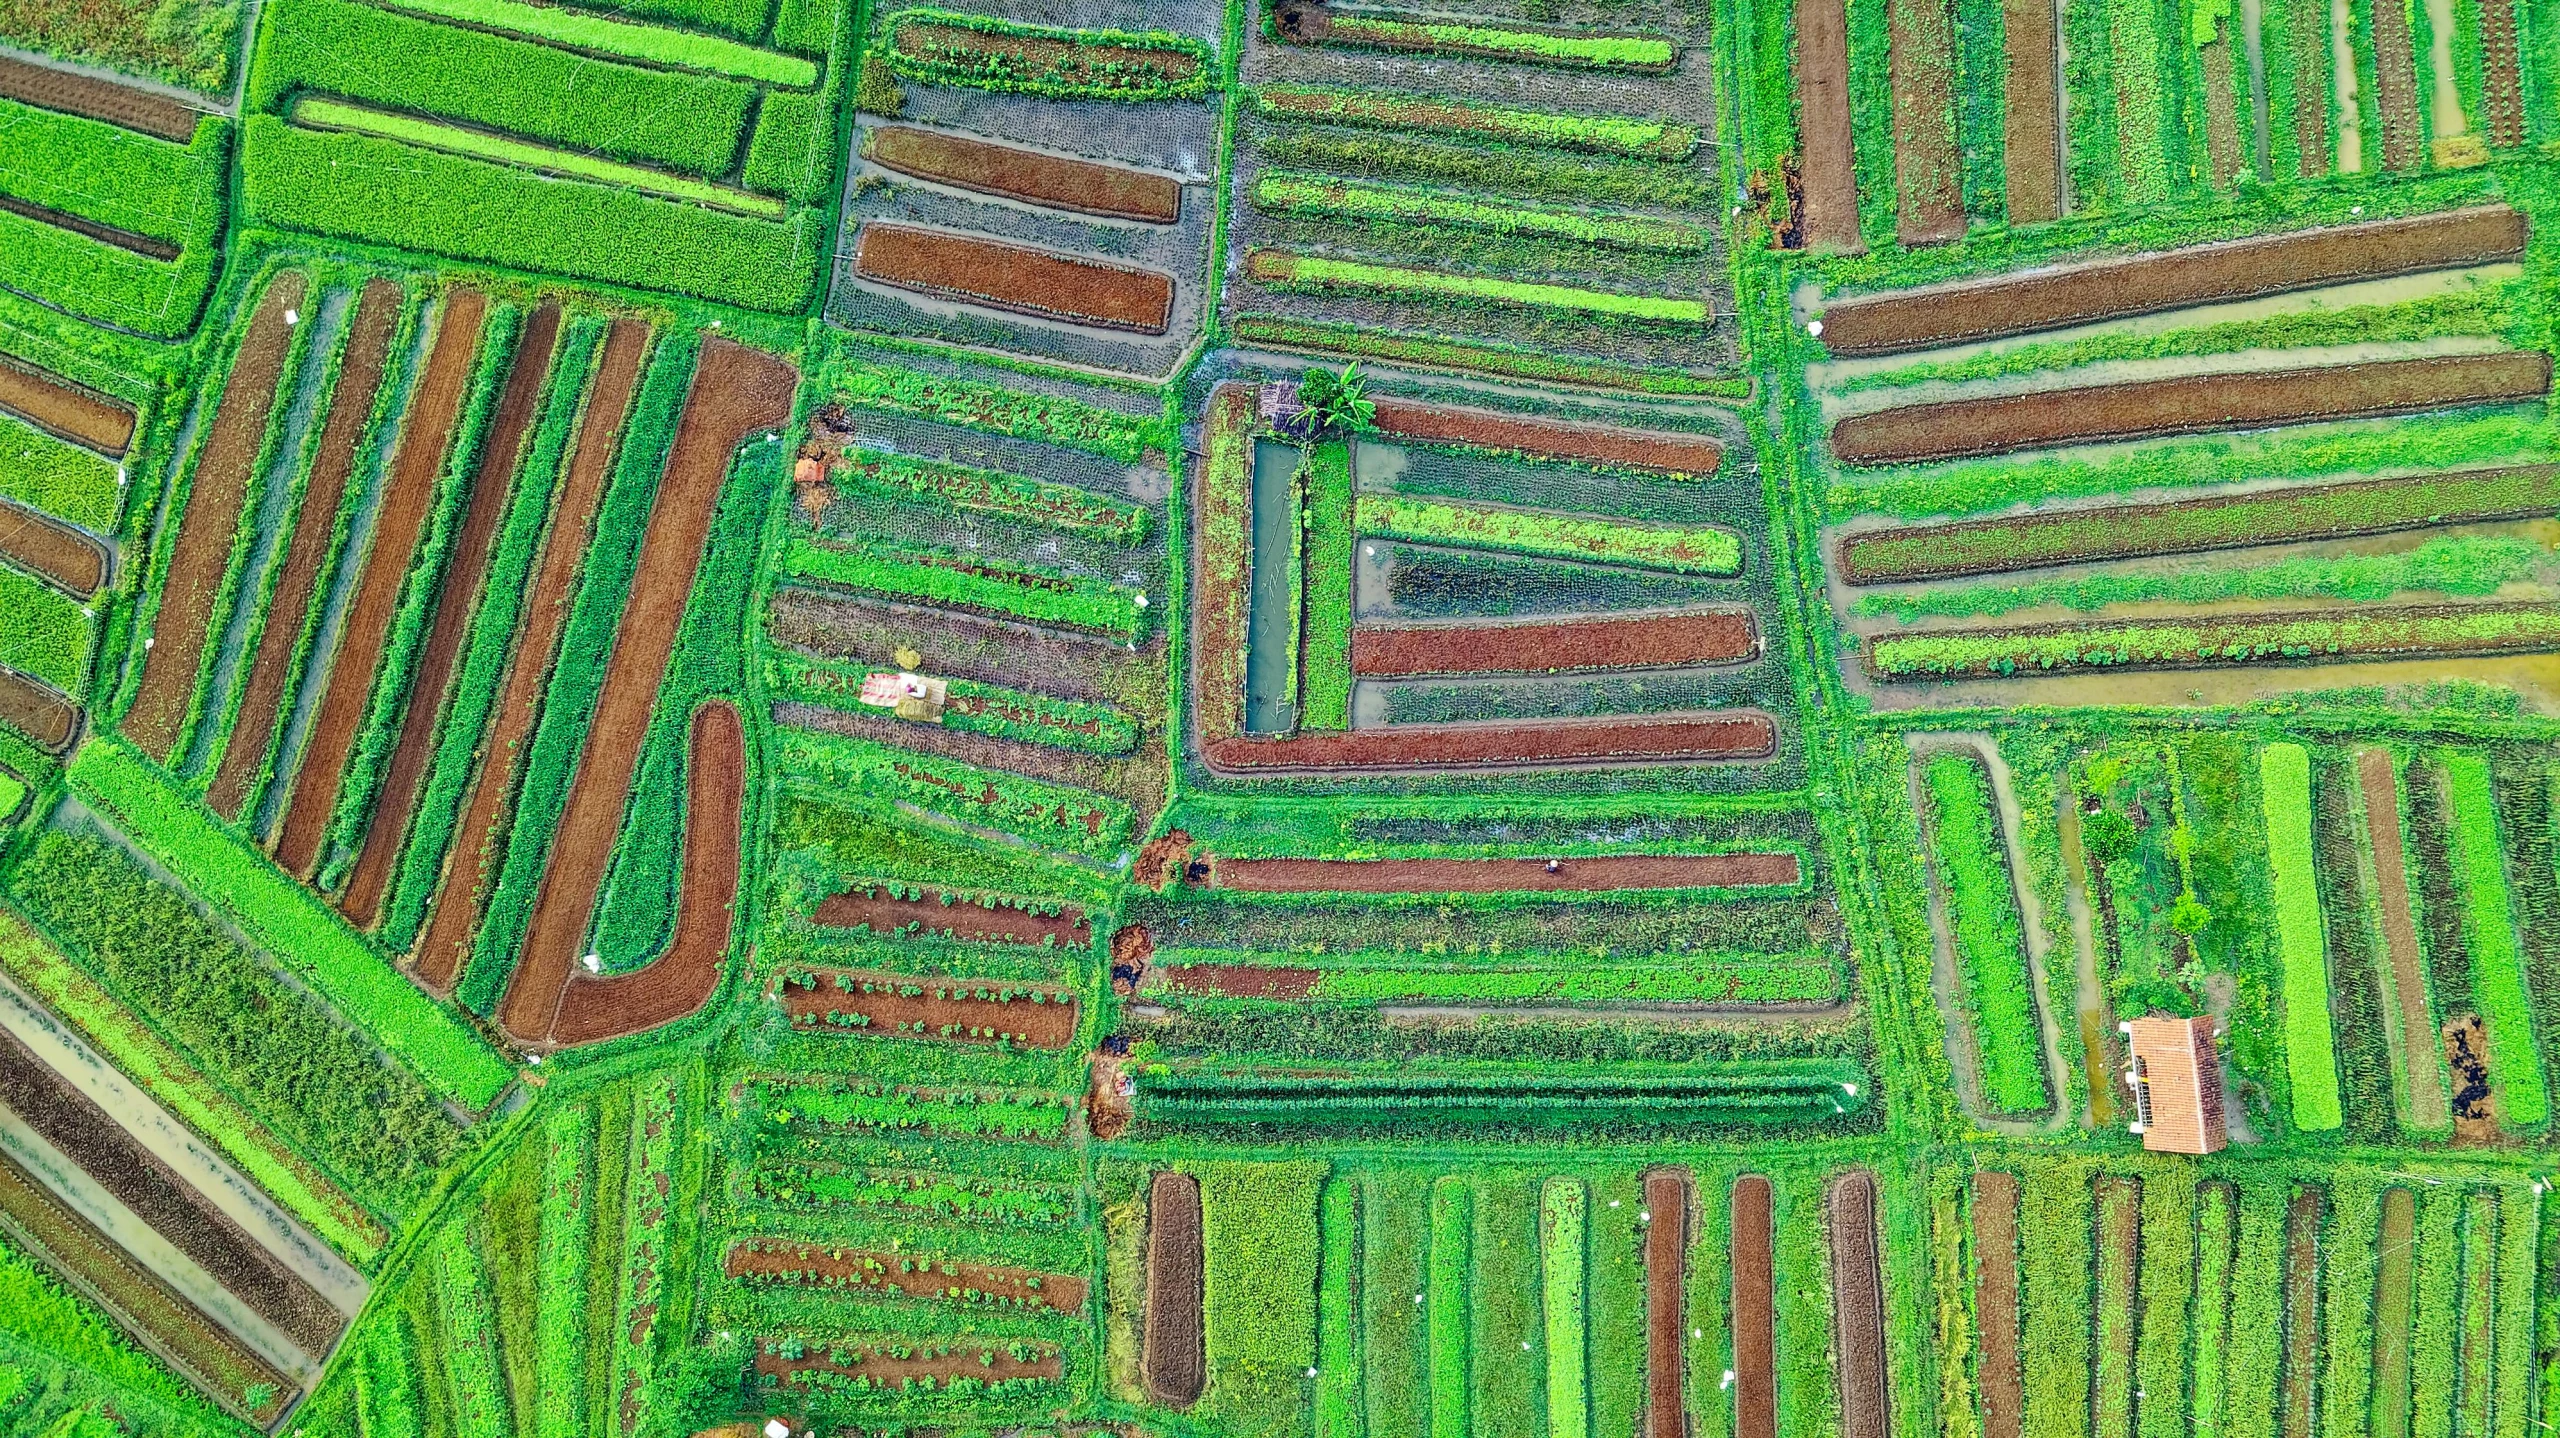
[756,1340,1061,1391]
[496,339,791,1043]
[1866,600,2560,680]
[775,968,1079,1047]
[1367,399,1723,477]
[1890,0,1962,245]
[341,303,564,928]
[1818,206,2529,356]
[2357,749,2448,1129]
[1351,610,1756,677]
[724,1238,1088,1311]
[0,1022,342,1355]
[1732,1173,1776,1438]
[0,54,200,141]
[126,274,307,761]
[855,224,1175,334]
[771,587,1155,709]
[1201,710,1779,773]
[546,701,745,1047]
[1793,0,1860,251]
[205,280,403,822]
[1972,1171,2022,1438]
[810,884,1088,945]
[2281,1188,2324,1436]
[0,667,77,751]
[1644,1167,1690,1438]
[0,355,133,456]
[2199,28,2243,186]
[0,1148,293,1427]
[1832,352,2552,466]
[1837,463,2560,584]
[864,125,1179,223]
[1207,851,1800,894]
[1155,964,1320,998]
[1144,1171,1204,1406]
[2369,2,2423,171]
[0,498,107,595]
[2372,1188,2415,1438]
[0,193,177,260]
[1829,1170,1888,1438]
[409,319,649,989]
[1999,0,2059,220]
[273,289,491,880]
[2480,0,2524,146]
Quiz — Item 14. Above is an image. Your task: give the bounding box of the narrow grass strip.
[1252,171,1708,253]
[1250,249,1706,322]
[375,0,814,83]
[294,98,786,218]
[1253,84,1698,158]
[2261,743,2343,1131]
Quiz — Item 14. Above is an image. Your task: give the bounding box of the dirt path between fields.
[776,968,1079,1047]
[409,319,648,990]
[497,338,792,1044]
[0,667,76,751]
[865,125,1180,223]
[1832,351,2551,465]
[2357,749,2449,1129]
[0,351,135,454]
[0,497,107,594]
[1352,609,1756,676]
[126,273,305,761]
[1793,0,1860,251]
[340,302,562,928]
[1644,1167,1690,1438]
[725,1237,1088,1311]
[1144,1171,1203,1406]
[0,53,201,140]
[206,279,401,822]
[1830,1170,1888,1438]
[1972,1171,2023,1438]
[1732,1173,1776,1438]
[1209,851,1800,894]
[273,288,489,880]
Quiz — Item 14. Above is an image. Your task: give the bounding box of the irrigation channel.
[1245,437,1300,734]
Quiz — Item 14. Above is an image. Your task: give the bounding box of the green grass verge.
[378,0,812,81]
[1354,493,1739,575]
[1249,250,1706,323]
[294,99,785,217]
[1541,1177,1586,1438]
[2260,743,2343,1132]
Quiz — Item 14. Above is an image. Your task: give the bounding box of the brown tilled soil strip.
[2289,0,2331,173]
[1203,710,1778,772]
[1829,1170,1889,1438]
[0,667,77,751]
[1889,0,1962,245]
[1367,398,1723,477]
[272,289,489,881]
[0,353,134,455]
[1819,205,2527,356]
[546,701,746,1046]
[2000,0,2059,221]
[1831,352,2551,466]
[339,303,563,929]
[2373,1187,2415,1438]
[1210,851,1800,894]
[0,1022,342,1354]
[757,1342,1062,1391]
[125,273,307,762]
[776,969,1078,1047]
[0,1147,294,1426]
[205,280,402,822]
[1645,1168,1691,1438]
[2282,1188,2324,1438]
[855,223,1175,334]
[1145,1171,1205,1407]
[498,341,795,1044]
[0,193,178,260]
[723,1237,1088,1311]
[1732,1174,1776,1438]
[810,884,1087,945]
[408,318,648,990]
[0,497,107,595]
[864,124,1180,223]
[0,54,200,141]
[1972,1172,2023,1438]
[2480,0,2524,147]
[2369,1,2423,171]
[2359,750,2448,1128]
[1793,0,1860,251]
[1351,610,1757,677]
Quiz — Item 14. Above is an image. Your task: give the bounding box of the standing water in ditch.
[1245,437,1299,734]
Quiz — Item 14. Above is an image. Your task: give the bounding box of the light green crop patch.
[293,98,786,217]
[376,0,815,83]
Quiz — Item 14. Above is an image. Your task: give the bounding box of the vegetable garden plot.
[808,883,1088,945]
[1972,1171,2022,1438]
[0,500,107,596]
[1827,1171,1888,1438]
[1271,4,1678,72]
[1643,1168,1688,1438]
[1865,601,2560,680]
[0,356,134,457]
[1792,0,1859,252]
[852,224,1174,334]
[863,124,1181,222]
[1130,1065,1869,1132]
[1366,398,1723,478]
[1143,1170,1204,1407]
[1351,610,1758,677]
[0,194,176,260]
[774,969,1079,1047]
[754,1338,1063,1393]
[1205,852,1801,894]
[1730,1174,1775,1438]
[724,1239,1090,1311]
[2356,750,2449,1131]
[1915,748,2047,1117]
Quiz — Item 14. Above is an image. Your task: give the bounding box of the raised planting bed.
[1972,1171,2023,1438]
[823,445,1150,540]
[1792,0,1859,252]
[1203,710,1779,772]
[496,339,795,1045]
[0,498,107,595]
[787,535,1144,637]
[274,289,491,880]
[1355,494,1739,574]
[1919,751,2047,1116]
[124,274,307,761]
[1829,352,2553,466]
[770,585,1152,707]
[1251,171,1707,253]
[1828,1170,1889,1438]
[864,124,1179,223]
[883,7,1209,99]
[1643,1167,1689,1438]
[755,1337,1063,1393]
[1730,1174,1776,1438]
[0,354,135,457]
[1206,850,1800,893]
[0,53,201,141]
[1818,205,2530,356]
[776,726,1131,854]
[773,968,1079,1047]
[1865,601,2560,679]
[1368,397,1723,477]
[2356,750,2448,1129]
[748,1074,1068,1142]
[1144,1171,1204,1407]
[1275,2,1676,69]
[1252,84,1697,157]
[1350,610,1757,677]
[746,1159,1077,1226]
[809,882,1087,946]
[856,224,1175,334]
[1247,249,1706,324]
[292,96,783,218]
[1231,314,1748,397]
[1836,463,2560,584]
[0,665,76,750]
[2262,743,2344,1130]
[1887,0,1960,245]
[724,1239,1089,1312]
[1132,1064,1869,1131]
[0,192,179,259]
[1151,955,1842,1004]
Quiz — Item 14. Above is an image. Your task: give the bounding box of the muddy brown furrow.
[1644,1168,1691,1438]
[856,223,1175,334]
[1889,0,1963,245]
[2000,0,2059,221]
[271,289,489,881]
[408,318,649,992]
[1144,1170,1204,1406]
[0,497,107,595]
[1972,1171,2023,1438]
[205,279,403,822]
[0,352,133,456]
[125,274,307,761]
[1830,1170,1889,1438]
[0,54,201,141]
[0,193,178,260]
[0,667,77,751]
[339,302,562,928]
[1793,0,1860,252]
[1732,1174,1776,1438]
[2358,749,2448,1128]
[2281,1188,2324,1438]
[865,125,1181,223]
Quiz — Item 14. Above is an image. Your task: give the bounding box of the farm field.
[2,0,2560,1433]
